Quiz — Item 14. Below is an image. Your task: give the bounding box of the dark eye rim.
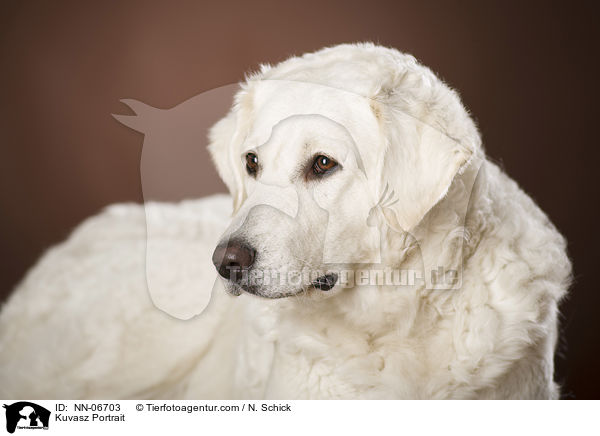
[308,153,340,179]
[245,152,259,176]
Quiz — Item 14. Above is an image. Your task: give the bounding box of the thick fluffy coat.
[0,44,571,399]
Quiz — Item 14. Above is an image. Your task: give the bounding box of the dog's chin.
[224,282,304,299]
[224,273,339,299]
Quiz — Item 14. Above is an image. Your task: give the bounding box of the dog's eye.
[312,155,338,175]
[245,152,258,176]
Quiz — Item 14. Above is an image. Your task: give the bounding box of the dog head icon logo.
[3,402,50,433]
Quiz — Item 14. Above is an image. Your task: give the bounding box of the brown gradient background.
[0,0,598,398]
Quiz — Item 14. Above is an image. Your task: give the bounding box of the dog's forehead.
[246,80,378,147]
[251,115,354,163]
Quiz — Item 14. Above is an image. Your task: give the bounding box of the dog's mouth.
[224,272,339,298]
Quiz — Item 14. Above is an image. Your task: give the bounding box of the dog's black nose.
[212,240,256,281]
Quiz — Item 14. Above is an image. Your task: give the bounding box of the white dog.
[0,43,571,399]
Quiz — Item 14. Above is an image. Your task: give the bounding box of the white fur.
[0,43,571,399]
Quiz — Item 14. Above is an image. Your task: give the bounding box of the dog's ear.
[373,74,479,232]
[208,107,247,213]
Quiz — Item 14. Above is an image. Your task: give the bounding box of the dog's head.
[210,43,480,299]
